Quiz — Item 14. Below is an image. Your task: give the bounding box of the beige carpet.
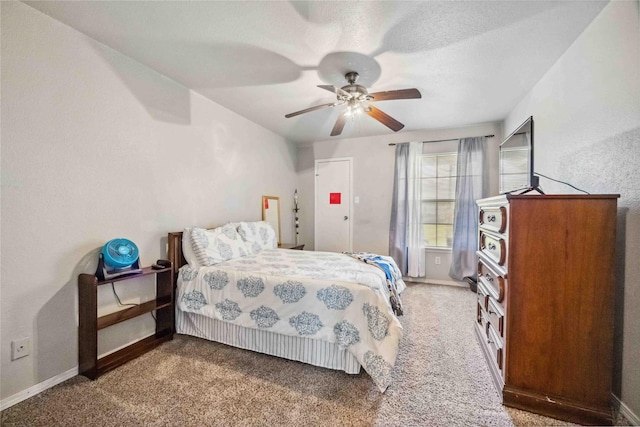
[0,283,626,426]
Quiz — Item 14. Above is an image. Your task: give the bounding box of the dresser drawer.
[478,260,505,302]
[479,205,508,234]
[480,231,507,267]
[477,280,490,311]
[486,323,504,372]
[487,297,505,338]
[477,302,489,329]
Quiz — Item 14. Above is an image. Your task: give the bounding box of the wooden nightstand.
[278,243,305,250]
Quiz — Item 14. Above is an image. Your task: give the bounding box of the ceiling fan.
[285,71,421,136]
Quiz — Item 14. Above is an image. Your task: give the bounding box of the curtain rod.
[388,134,494,146]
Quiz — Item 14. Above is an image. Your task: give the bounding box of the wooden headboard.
[167,231,186,282]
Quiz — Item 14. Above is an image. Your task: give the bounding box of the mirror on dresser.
[262,195,281,245]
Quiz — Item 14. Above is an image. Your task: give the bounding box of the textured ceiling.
[24,1,608,144]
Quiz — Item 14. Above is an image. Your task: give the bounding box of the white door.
[315,158,352,252]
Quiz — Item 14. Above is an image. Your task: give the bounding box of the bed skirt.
[175,308,362,374]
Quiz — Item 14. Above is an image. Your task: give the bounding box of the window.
[421,153,457,248]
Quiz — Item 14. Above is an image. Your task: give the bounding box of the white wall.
[0,2,297,401]
[505,0,640,419]
[297,122,502,282]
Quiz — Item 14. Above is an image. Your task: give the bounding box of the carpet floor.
[0,283,626,426]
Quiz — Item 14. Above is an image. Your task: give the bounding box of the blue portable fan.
[96,238,142,280]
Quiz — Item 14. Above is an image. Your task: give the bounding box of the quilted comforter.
[176,248,405,391]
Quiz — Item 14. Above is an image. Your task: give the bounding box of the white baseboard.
[0,332,158,412]
[613,394,640,426]
[0,366,78,411]
[0,333,157,411]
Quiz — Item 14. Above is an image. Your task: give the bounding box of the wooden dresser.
[474,194,619,425]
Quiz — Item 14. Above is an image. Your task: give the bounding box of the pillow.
[190,224,250,266]
[237,221,277,254]
[182,227,201,267]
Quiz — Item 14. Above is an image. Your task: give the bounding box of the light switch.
[354,196,360,204]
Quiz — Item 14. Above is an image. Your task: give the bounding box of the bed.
[167,222,406,391]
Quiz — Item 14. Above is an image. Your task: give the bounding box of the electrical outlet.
[435,256,441,265]
[11,337,30,360]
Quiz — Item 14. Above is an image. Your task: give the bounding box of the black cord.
[535,172,590,194]
[111,283,138,308]
[110,283,157,322]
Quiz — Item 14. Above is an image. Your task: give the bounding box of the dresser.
[475,194,619,425]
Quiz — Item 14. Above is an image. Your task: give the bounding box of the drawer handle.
[485,274,493,282]
[487,339,494,344]
[489,310,496,315]
[499,206,508,233]
[488,242,496,250]
[488,215,496,222]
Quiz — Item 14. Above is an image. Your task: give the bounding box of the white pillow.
[190,224,250,266]
[182,227,201,267]
[237,221,277,254]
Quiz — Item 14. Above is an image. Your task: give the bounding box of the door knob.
[344,216,349,220]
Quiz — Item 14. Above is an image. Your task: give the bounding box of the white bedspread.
[176,249,405,391]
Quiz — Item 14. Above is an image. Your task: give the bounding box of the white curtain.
[389,141,425,277]
[449,137,488,280]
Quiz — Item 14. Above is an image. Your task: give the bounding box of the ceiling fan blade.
[318,84,351,98]
[369,88,422,102]
[365,105,405,132]
[285,102,335,118]
[330,112,347,136]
